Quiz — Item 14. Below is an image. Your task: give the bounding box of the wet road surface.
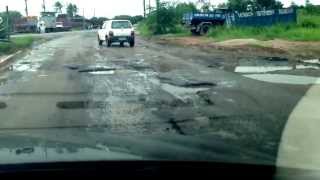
[0,30,318,163]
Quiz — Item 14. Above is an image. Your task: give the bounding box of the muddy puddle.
[229,58,320,85]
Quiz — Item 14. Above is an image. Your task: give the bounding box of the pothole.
[264,57,288,61]
[78,67,117,73]
[233,57,320,74]
[56,101,109,109]
[20,61,31,65]
[181,82,216,88]
[0,102,7,109]
[64,64,80,70]
[158,76,216,88]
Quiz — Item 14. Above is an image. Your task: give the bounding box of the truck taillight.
[109,31,114,36]
[131,31,135,36]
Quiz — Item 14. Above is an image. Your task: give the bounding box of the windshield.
[0,0,320,173]
[111,21,132,29]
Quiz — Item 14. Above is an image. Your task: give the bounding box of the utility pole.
[82,8,85,30]
[42,0,46,12]
[149,0,151,14]
[25,0,29,16]
[143,0,146,18]
[6,6,10,40]
[93,8,96,17]
[156,0,160,33]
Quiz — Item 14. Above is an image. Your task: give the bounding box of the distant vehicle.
[97,20,135,47]
[183,8,297,35]
[56,22,63,28]
[14,16,38,33]
[182,9,230,35]
[56,14,72,31]
[37,12,57,33]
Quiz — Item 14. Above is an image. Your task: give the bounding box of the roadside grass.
[137,22,153,37]
[207,11,320,41]
[0,36,36,55]
[138,21,191,38]
[72,27,83,31]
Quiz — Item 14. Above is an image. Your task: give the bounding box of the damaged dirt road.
[0,30,319,164]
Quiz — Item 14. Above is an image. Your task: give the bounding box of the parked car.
[97,20,135,47]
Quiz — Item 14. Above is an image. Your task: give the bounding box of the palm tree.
[67,3,78,17]
[72,4,78,15]
[54,1,63,13]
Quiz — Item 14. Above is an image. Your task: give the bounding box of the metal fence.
[226,8,297,27]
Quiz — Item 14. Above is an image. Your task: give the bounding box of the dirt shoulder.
[152,36,320,60]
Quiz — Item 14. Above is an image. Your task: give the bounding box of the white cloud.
[0,0,319,18]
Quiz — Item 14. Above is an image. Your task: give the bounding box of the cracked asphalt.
[0,30,313,163]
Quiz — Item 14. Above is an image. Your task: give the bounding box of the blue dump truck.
[182,9,230,35]
[182,8,297,35]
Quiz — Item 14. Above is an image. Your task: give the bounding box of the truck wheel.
[200,25,210,35]
[129,40,135,47]
[98,36,103,46]
[191,29,200,36]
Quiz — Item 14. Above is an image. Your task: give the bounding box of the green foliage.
[0,36,35,55]
[251,0,283,10]
[304,3,320,15]
[227,0,283,11]
[140,2,194,35]
[300,18,318,28]
[54,1,63,13]
[217,3,228,9]
[227,0,251,11]
[66,3,78,17]
[201,3,212,12]
[0,11,22,33]
[175,3,197,18]
[137,21,152,37]
[113,15,144,24]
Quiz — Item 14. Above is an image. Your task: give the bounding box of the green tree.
[201,2,211,12]
[152,1,180,34]
[290,2,299,8]
[54,1,63,13]
[0,11,22,32]
[252,0,283,10]
[306,0,312,6]
[73,4,78,15]
[175,3,197,18]
[113,15,145,24]
[66,3,78,17]
[227,0,251,11]
[304,1,320,15]
[217,3,228,9]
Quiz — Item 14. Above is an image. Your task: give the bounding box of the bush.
[304,4,320,15]
[139,2,194,36]
[300,19,318,28]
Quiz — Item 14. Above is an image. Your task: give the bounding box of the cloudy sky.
[0,0,319,18]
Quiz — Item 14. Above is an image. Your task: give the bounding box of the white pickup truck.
[97,20,135,47]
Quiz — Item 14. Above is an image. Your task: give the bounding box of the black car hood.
[0,128,275,165]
